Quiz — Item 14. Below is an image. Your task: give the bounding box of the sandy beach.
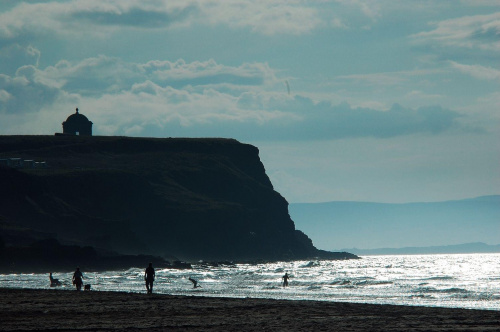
[0,288,498,331]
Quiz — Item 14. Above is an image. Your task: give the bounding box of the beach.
[0,288,498,331]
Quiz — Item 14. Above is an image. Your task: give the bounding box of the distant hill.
[0,135,356,272]
[289,196,500,251]
[338,242,500,256]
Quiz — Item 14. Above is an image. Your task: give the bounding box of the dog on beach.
[84,284,91,291]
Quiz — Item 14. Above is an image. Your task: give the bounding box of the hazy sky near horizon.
[0,1,498,203]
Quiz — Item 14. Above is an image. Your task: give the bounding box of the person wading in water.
[282,272,290,287]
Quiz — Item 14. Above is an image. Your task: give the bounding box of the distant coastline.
[336,242,500,256]
[290,196,500,252]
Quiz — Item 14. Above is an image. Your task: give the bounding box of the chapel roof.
[64,108,92,124]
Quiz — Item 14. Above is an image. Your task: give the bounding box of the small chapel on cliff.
[60,108,93,136]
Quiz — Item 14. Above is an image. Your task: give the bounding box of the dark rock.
[171,261,192,269]
[0,238,170,273]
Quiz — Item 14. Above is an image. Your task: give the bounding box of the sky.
[0,0,499,204]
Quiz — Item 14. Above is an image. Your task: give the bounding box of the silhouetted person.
[72,267,83,291]
[189,277,201,288]
[49,273,61,287]
[282,273,289,287]
[144,262,155,294]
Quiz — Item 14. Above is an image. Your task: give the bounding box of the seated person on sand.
[49,273,62,287]
[189,277,201,288]
[72,267,84,291]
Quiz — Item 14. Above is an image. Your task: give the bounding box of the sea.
[1,253,499,311]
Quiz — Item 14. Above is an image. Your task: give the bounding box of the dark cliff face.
[0,136,343,262]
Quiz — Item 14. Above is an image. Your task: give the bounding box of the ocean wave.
[353,280,393,286]
[422,276,455,281]
[299,261,320,268]
[307,285,322,290]
[330,280,351,286]
[328,278,393,287]
[262,285,281,290]
[440,287,470,294]
[413,286,469,294]
[408,294,434,299]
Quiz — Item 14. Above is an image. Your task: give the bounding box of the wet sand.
[0,288,498,331]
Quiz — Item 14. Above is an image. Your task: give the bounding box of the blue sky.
[1,0,499,203]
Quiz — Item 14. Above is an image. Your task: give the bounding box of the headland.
[0,135,356,273]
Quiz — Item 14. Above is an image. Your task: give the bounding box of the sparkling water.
[1,253,499,311]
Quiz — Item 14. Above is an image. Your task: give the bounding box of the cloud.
[459,0,500,7]
[334,0,380,20]
[0,0,325,41]
[199,0,322,35]
[100,91,464,141]
[0,67,62,114]
[1,54,468,140]
[335,69,444,86]
[140,59,278,88]
[330,17,348,29]
[70,2,196,29]
[241,99,463,140]
[411,11,500,52]
[449,61,500,80]
[0,1,196,41]
[0,44,40,76]
[3,56,278,100]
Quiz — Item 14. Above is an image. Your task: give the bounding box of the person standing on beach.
[144,262,155,294]
[72,267,83,291]
[282,272,289,287]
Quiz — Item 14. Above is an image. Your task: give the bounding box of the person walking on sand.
[72,267,83,291]
[282,272,290,287]
[144,262,155,294]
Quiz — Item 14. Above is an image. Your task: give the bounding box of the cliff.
[0,135,356,267]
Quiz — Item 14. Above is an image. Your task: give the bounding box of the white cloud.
[330,17,348,29]
[1,55,279,103]
[141,59,279,88]
[335,69,445,86]
[334,0,380,20]
[0,69,62,114]
[0,0,325,40]
[0,0,197,40]
[0,89,11,102]
[404,90,443,100]
[0,44,41,75]
[449,61,500,81]
[459,0,500,6]
[412,11,500,52]
[0,54,469,140]
[199,0,322,35]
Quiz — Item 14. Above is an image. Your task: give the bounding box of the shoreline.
[1,288,498,331]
